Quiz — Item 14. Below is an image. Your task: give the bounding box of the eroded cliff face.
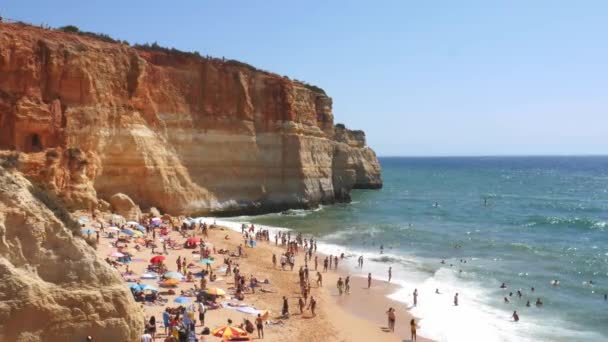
[0,23,382,215]
[0,167,143,341]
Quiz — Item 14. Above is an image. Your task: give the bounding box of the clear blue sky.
[3,1,607,156]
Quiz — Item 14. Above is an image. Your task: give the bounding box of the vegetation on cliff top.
[11,20,327,96]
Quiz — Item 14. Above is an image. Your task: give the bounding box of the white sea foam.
[191,216,605,342]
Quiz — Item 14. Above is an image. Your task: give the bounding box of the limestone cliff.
[0,166,143,341]
[0,22,382,215]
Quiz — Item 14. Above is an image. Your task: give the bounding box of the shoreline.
[89,211,432,341]
[199,217,433,342]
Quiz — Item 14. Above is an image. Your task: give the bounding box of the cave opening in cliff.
[27,133,43,152]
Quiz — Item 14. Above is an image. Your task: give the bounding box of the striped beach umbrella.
[211,326,248,339]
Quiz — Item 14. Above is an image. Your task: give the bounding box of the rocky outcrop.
[0,22,382,215]
[109,193,141,221]
[0,167,143,341]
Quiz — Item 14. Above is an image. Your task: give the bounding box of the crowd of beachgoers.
[80,211,425,342]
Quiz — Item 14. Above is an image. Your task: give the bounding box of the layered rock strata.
[0,22,382,215]
[0,166,143,341]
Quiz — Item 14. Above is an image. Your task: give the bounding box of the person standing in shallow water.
[454,293,459,306]
[368,273,372,288]
[388,267,392,282]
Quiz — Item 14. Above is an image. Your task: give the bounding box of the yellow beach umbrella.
[205,288,226,296]
[211,326,248,339]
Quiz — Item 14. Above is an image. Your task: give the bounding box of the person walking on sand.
[337,277,344,295]
[308,296,317,317]
[298,297,305,314]
[345,276,350,294]
[282,296,289,317]
[255,314,264,339]
[388,267,392,282]
[272,254,277,269]
[410,318,418,341]
[323,257,328,272]
[314,255,318,271]
[368,273,372,288]
[512,310,519,322]
[316,272,323,287]
[386,307,395,332]
[334,255,339,270]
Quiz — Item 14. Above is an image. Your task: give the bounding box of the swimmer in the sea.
[526,300,531,307]
[512,311,519,322]
[500,282,507,289]
[535,298,543,307]
[504,297,510,303]
[435,288,440,294]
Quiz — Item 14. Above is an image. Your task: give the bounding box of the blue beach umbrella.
[81,228,96,234]
[174,296,191,304]
[164,271,184,279]
[121,229,134,236]
[141,284,158,292]
[136,225,146,232]
[200,259,214,264]
[127,283,143,291]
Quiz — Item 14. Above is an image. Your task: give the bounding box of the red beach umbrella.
[186,237,200,243]
[150,255,166,264]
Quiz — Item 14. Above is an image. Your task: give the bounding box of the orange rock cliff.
[0,22,382,215]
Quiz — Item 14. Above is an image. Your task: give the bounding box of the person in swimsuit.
[255,314,264,338]
[411,318,418,341]
[386,307,395,332]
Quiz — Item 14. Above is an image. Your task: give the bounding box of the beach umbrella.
[186,237,200,244]
[110,252,125,258]
[151,217,162,223]
[141,284,158,292]
[132,230,144,237]
[164,271,184,279]
[107,226,120,231]
[150,256,165,264]
[78,217,89,224]
[141,273,158,279]
[120,229,134,236]
[81,228,96,234]
[126,221,139,226]
[127,283,143,291]
[200,258,214,265]
[161,278,180,287]
[211,326,248,339]
[174,296,192,304]
[205,288,226,296]
[136,225,146,232]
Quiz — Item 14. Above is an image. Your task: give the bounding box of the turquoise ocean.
[223,157,608,341]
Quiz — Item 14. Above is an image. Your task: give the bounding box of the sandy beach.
[87,212,432,342]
